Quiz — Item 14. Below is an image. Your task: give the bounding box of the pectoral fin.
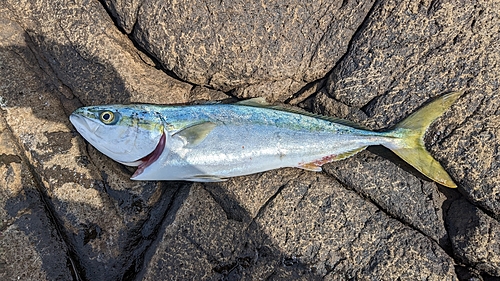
[174,122,216,147]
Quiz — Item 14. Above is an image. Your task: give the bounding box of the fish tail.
[383,92,462,188]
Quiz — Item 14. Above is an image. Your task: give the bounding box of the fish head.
[69,105,166,166]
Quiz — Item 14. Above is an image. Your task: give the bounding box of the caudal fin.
[385,92,461,188]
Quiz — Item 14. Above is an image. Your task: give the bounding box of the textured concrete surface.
[1,0,499,280]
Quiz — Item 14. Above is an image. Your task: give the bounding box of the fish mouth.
[131,132,166,178]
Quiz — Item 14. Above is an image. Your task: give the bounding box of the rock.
[323,149,450,245]
[4,0,192,106]
[320,0,500,224]
[109,0,375,100]
[447,199,500,276]
[101,0,143,34]
[142,173,457,280]
[0,118,73,280]
[1,3,192,280]
[325,0,494,109]
[436,93,500,217]
[1,0,499,280]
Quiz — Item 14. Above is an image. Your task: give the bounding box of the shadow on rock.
[0,32,191,280]
[0,34,321,280]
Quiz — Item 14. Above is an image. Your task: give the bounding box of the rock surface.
[130,0,375,100]
[0,0,498,280]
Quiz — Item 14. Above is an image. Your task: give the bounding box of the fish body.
[70,92,461,187]
[128,104,384,181]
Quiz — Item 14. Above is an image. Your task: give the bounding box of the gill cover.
[70,105,165,164]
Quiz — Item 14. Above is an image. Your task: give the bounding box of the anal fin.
[297,146,367,172]
[336,146,367,161]
[297,163,322,172]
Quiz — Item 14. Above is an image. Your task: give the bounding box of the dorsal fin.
[272,105,368,130]
[235,97,270,107]
[235,97,368,130]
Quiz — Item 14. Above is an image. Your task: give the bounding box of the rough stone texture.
[128,0,375,100]
[447,199,500,277]
[320,0,500,222]
[1,0,499,280]
[142,172,457,280]
[101,0,143,34]
[5,0,192,106]
[323,149,450,245]
[1,3,192,280]
[0,118,73,280]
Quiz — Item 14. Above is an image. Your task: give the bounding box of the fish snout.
[70,114,100,134]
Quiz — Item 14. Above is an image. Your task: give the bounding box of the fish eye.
[99,111,117,125]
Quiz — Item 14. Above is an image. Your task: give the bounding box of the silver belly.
[133,124,384,181]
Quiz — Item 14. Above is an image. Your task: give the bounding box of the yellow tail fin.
[386,92,461,188]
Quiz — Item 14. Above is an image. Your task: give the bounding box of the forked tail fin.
[385,92,462,188]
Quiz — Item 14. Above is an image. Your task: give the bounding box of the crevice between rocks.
[290,0,381,111]
[0,117,85,281]
[95,0,128,35]
[96,0,197,88]
[326,168,453,257]
[21,29,85,113]
[244,181,290,233]
[133,184,191,281]
[434,92,484,147]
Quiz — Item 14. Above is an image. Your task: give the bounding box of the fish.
[69,92,461,187]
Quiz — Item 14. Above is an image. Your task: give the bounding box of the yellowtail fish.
[69,92,460,187]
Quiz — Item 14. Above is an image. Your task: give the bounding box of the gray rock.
[128,0,375,100]
[323,149,450,246]
[141,173,457,280]
[321,0,500,225]
[1,3,191,280]
[447,199,500,276]
[4,0,192,106]
[1,0,499,280]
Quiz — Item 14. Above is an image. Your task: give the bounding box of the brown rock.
[1,3,191,280]
[0,118,73,280]
[4,0,192,106]
[320,0,499,239]
[142,173,457,280]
